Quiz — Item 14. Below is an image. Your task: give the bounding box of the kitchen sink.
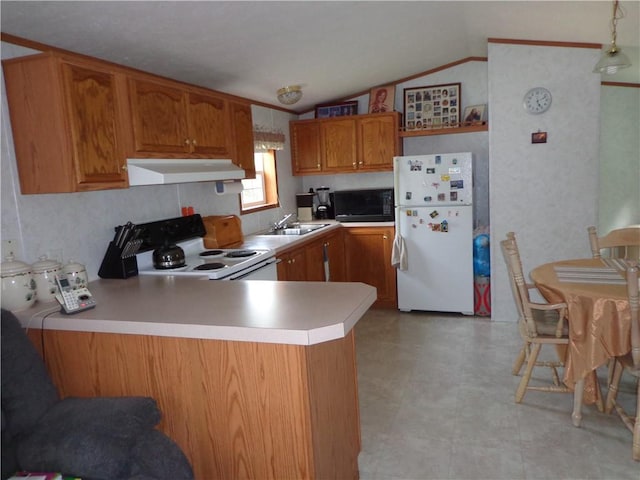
[261,224,330,236]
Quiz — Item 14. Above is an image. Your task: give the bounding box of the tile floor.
[354,309,639,480]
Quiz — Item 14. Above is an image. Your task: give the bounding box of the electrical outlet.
[2,239,20,259]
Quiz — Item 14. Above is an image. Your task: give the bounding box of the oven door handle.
[223,257,278,280]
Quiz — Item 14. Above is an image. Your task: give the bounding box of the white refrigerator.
[393,152,474,314]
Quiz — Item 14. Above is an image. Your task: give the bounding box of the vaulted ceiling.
[2,1,639,112]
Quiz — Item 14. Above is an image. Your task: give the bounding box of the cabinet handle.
[120,165,128,172]
[352,162,357,168]
[184,139,191,145]
[383,235,388,240]
[192,139,197,146]
[358,161,363,165]
[317,163,321,169]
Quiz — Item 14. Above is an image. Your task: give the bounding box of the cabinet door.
[344,227,396,307]
[129,78,190,154]
[291,122,322,175]
[188,92,233,157]
[62,62,128,189]
[357,114,400,171]
[305,238,326,281]
[230,102,256,179]
[277,248,307,281]
[321,119,357,172]
[325,229,346,282]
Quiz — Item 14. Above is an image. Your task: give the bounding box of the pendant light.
[594,0,631,75]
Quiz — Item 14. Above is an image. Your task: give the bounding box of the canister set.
[0,255,88,312]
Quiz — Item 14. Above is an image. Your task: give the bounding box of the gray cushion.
[1,309,59,438]
[17,396,161,479]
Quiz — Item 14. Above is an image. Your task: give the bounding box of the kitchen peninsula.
[16,277,376,480]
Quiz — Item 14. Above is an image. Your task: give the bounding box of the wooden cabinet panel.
[344,227,396,308]
[39,329,360,480]
[321,118,357,172]
[230,101,256,179]
[62,63,128,187]
[325,229,346,282]
[305,239,326,281]
[277,247,308,281]
[358,113,401,171]
[2,52,128,193]
[187,92,233,156]
[129,78,190,154]
[291,113,400,176]
[291,121,321,174]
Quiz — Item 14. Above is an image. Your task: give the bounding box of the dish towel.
[391,232,408,271]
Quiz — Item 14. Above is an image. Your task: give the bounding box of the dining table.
[529,257,632,427]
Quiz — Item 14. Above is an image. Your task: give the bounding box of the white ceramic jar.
[32,255,62,302]
[1,255,37,311]
[62,260,88,289]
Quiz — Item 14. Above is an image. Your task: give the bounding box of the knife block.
[98,241,138,279]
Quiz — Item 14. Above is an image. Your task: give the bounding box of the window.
[240,151,279,213]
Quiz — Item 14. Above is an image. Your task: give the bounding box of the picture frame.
[403,83,460,131]
[315,101,358,119]
[368,85,395,113]
[531,131,548,144]
[462,104,486,125]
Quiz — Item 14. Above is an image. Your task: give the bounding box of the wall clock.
[523,87,552,114]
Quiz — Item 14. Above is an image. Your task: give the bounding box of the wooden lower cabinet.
[39,329,361,480]
[277,246,308,281]
[278,229,345,282]
[344,226,397,308]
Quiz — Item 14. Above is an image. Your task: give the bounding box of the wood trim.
[602,81,640,89]
[300,57,488,115]
[488,38,602,50]
[1,32,298,114]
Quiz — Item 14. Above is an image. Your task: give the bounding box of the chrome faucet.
[273,213,294,230]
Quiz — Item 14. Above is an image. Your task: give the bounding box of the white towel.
[391,232,408,271]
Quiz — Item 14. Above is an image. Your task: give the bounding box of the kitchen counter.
[15,275,376,345]
[242,219,395,253]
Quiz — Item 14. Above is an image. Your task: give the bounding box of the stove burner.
[225,250,257,258]
[193,262,227,271]
[199,250,224,257]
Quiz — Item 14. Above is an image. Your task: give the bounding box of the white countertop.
[15,276,376,346]
[242,220,395,253]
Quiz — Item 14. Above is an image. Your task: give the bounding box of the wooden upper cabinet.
[358,113,401,170]
[291,121,322,174]
[2,52,128,193]
[230,101,256,179]
[128,78,233,158]
[187,92,233,156]
[321,118,357,172]
[291,112,401,176]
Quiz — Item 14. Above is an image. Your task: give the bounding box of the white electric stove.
[131,215,277,280]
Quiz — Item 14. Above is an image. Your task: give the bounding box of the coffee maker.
[315,186,333,219]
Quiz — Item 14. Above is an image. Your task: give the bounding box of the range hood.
[126,158,245,186]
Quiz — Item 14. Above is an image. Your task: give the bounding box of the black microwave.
[333,188,395,223]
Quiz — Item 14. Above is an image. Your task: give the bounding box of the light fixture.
[277,85,303,105]
[594,0,631,75]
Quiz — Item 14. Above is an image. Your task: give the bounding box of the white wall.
[0,43,302,280]
[598,85,640,234]
[301,60,490,228]
[488,42,602,322]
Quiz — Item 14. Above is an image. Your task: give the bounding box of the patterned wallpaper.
[488,42,602,323]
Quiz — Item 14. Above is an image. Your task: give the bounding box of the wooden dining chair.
[604,261,640,461]
[501,234,571,403]
[588,225,640,260]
